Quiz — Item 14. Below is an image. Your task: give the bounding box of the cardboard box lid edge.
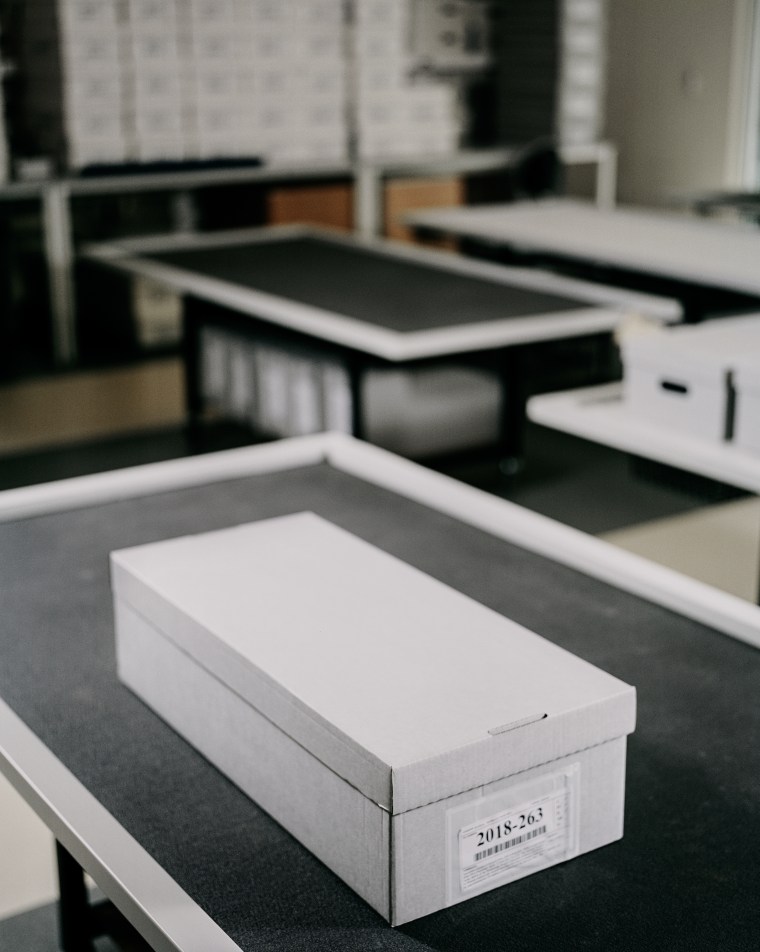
[390,683,636,814]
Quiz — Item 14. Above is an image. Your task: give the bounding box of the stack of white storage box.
[621,314,760,454]
[19,0,128,169]
[199,326,354,439]
[17,0,350,171]
[198,325,502,457]
[353,0,464,159]
[557,0,607,146]
[124,0,184,163]
[240,0,348,165]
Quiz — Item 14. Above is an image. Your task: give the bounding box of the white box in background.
[131,69,183,109]
[245,0,292,25]
[621,314,760,442]
[249,101,291,136]
[354,28,408,61]
[58,0,120,35]
[126,28,181,67]
[294,30,344,62]
[357,130,417,160]
[297,97,346,132]
[563,57,603,88]
[356,61,409,95]
[60,33,122,73]
[732,357,760,454]
[355,0,407,27]
[65,109,125,143]
[294,0,345,26]
[267,137,349,164]
[247,67,295,99]
[131,276,182,347]
[132,105,183,138]
[246,30,294,63]
[199,325,230,405]
[61,0,119,24]
[134,136,186,162]
[190,67,238,106]
[404,127,461,156]
[188,0,236,24]
[364,366,500,458]
[62,74,124,120]
[193,103,239,137]
[187,28,240,65]
[305,64,346,97]
[112,512,636,926]
[127,0,179,24]
[565,0,604,24]
[558,118,598,146]
[68,135,129,169]
[405,85,459,124]
[195,135,244,160]
[563,23,603,56]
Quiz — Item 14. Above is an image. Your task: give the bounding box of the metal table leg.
[42,183,77,367]
[56,841,96,952]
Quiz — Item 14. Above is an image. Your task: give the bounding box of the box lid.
[111,512,636,814]
[622,313,760,386]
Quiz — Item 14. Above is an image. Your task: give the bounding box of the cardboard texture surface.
[112,511,636,923]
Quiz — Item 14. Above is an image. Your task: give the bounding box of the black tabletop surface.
[1,462,758,951]
[147,236,587,332]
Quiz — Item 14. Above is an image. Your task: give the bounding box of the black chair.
[506,137,563,200]
[465,137,563,205]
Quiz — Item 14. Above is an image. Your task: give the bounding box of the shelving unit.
[0,0,617,372]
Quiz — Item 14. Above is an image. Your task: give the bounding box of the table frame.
[1,433,758,951]
[85,224,679,463]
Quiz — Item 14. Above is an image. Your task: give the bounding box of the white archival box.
[111,511,636,925]
[621,313,760,442]
[733,354,760,454]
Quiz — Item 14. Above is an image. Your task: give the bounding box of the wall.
[605,0,758,206]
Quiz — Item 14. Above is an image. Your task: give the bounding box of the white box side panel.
[391,736,627,925]
[115,599,391,919]
[623,367,729,441]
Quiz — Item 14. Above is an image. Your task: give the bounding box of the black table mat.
[148,237,586,332]
[1,462,758,951]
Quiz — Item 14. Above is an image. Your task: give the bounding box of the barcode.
[474,825,547,862]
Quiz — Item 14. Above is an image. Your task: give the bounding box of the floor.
[0,358,757,949]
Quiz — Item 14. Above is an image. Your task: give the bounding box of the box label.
[446,765,580,903]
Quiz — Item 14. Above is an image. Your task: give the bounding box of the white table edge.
[527,383,760,496]
[0,699,244,952]
[2,432,757,642]
[84,222,681,321]
[82,225,681,363]
[404,199,760,298]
